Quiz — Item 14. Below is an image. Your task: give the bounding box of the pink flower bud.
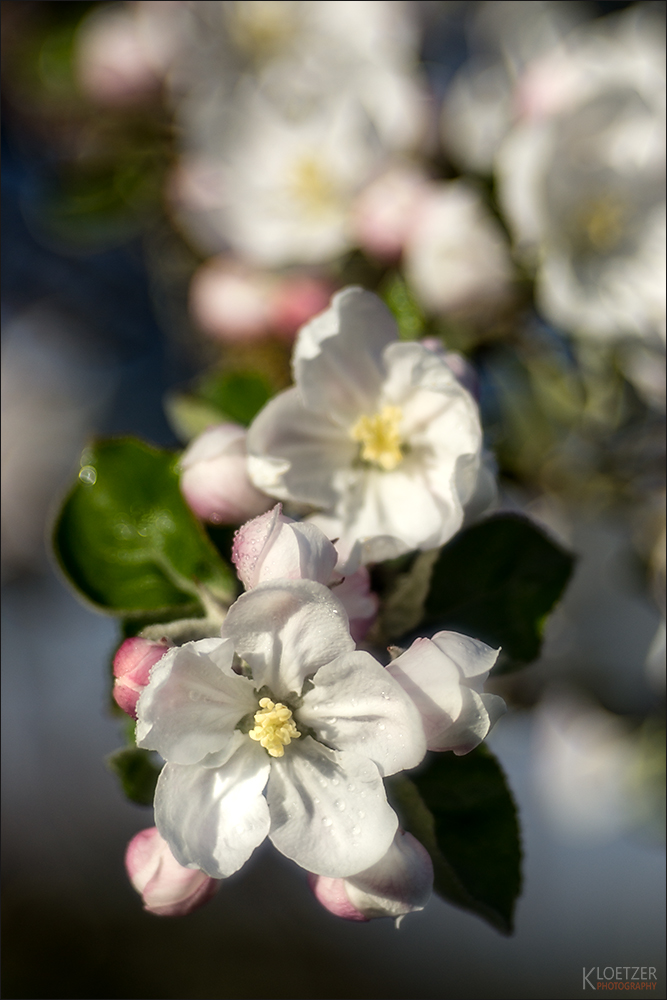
[113,637,170,719]
[309,830,433,923]
[232,505,337,591]
[190,258,273,342]
[75,7,162,106]
[269,277,333,340]
[180,423,273,524]
[125,827,219,917]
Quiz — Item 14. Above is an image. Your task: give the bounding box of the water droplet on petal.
[351,826,361,836]
[378,723,386,731]
[334,799,345,811]
[322,817,333,828]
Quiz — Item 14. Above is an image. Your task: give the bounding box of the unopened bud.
[113,637,170,719]
[125,827,219,917]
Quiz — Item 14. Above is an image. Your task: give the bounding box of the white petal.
[247,388,354,507]
[154,737,271,878]
[387,637,465,749]
[436,686,497,754]
[430,631,501,685]
[337,465,452,557]
[293,287,397,422]
[345,830,433,919]
[261,521,338,586]
[299,651,426,775]
[136,638,257,765]
[267,737,398,877]
[221,580,354,700]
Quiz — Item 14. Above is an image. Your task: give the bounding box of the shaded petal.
[267,736,398,877]
[221,580,354,700]
[337,465,452,557]
[154,737,271,878]
[299,651,426,775]
[294,287,397,422]
[430,631,501,686]
[247,388,355,507]
[437,687,504,755]
[136,638,257,765]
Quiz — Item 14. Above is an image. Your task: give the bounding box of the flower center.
[289,155,340,217]
[248,698,301,757]
[577,196,626,251]
[351,405,404,471]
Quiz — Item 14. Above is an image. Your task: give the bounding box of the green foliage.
[197,370,276,426]
[380,272,426,340]
[424,514,575,671]
[388,746,522,933]
[53,438,236,618]
[107,747,161,807]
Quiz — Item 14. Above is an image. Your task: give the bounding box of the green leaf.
[424,514,574,671]
[387,746,522,933]
[53,438,236,617]
[107,747,161,807]
[380,272,425,340]
[196,370,275,426]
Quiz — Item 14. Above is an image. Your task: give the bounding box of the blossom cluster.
[111,286,506,923]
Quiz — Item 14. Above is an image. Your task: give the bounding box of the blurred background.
[2,2,665,997]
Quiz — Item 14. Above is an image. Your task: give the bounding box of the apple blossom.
[125,826,219,916]
[135,580,427,879]
[231,504,378,642]
[308,829,433,923]
[387,631,507,755]
[179,423,273,524]
[246,287,491,562]
[496,7,666,344]
[113,637,170,719]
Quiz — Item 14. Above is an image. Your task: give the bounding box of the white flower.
[136,579,426,879]
[246,287,490,562]
[496,7,666,344]
[387,631,507,754]
[403,180,514,318]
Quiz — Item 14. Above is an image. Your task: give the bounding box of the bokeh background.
[2,2,665,998]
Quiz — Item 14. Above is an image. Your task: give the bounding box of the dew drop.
[331,778,339,786]
[351,826,361,836]
[347,784,356,793]
[378,723,386,731]
[78,465,97,485]
[322,817,333,828]
[334,799,345,811]
[358,810,365,819]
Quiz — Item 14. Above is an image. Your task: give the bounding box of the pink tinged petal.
[267,737,398,878]
[154,740,271,879]
[299,652,426,776]
[232,504,338,590]
[136,637,257,765]
[179,423,272,524]
[311,830,433,922]
[331,567,379,643]
[293,287,398,423]
[442,688,508,756]
[112,637,170,719]
[307,873,369,922]
[247,388,355,508]
[221,580,354,700]
[125,827,219,917]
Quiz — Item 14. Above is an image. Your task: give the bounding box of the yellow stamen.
[580,197,625,251]
[289,156,339,216]
[351,405,404,471]
[248,698,301,758]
